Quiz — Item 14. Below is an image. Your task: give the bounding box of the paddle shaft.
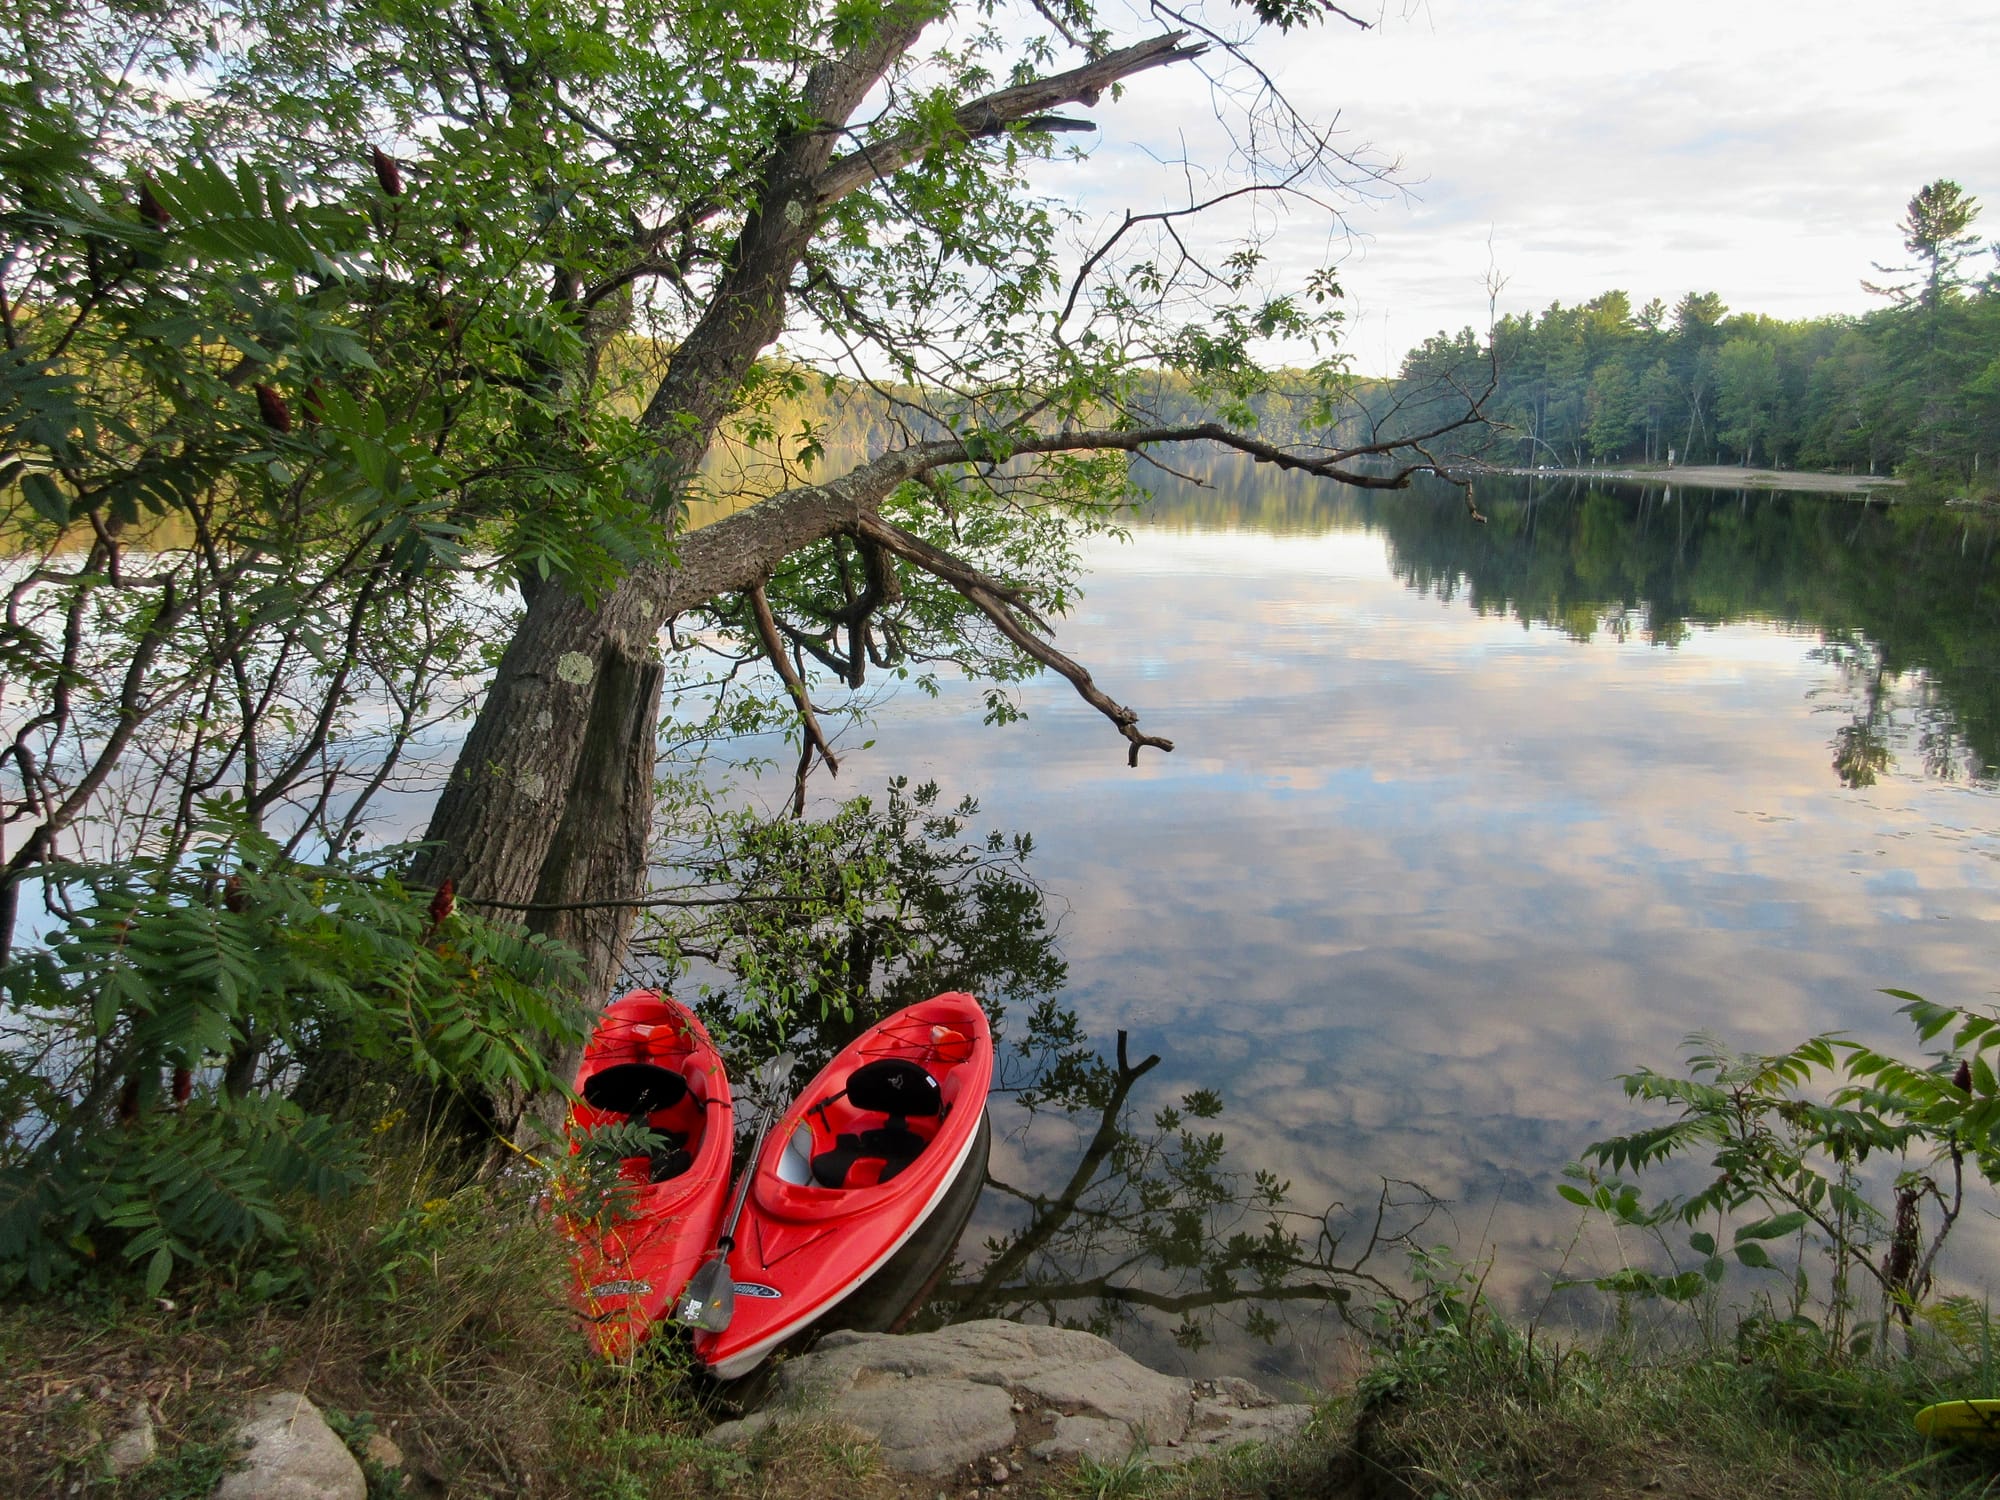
[711,1093,780,1257]
[710,1051,796,1256]
[675,1051,796,1330]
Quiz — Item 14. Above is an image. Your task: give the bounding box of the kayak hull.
[811,1105,990,1339]
[694,992,994,1379]
[560,990,733,1359]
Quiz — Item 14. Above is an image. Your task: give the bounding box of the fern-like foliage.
[0,811,584,1292]
[1560,995,2000,1342]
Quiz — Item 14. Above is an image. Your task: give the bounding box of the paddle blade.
[675,1256,735,1331]
[756,1050,797,1094]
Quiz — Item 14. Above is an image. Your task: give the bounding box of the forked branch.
[748,582,840,816]
[857,513,1175,767]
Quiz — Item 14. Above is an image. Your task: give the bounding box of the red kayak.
[693,992,993,1379]
[560,990,733,1358]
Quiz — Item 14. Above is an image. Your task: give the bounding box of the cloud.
[1036,0,2000,371]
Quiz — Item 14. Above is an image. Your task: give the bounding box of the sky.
[1053,0,2000,375]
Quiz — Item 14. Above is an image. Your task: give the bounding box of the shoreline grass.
[6,1140,1999,1499]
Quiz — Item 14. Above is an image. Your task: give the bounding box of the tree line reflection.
[1141,462,2000,787]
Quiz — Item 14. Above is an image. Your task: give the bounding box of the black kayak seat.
[647,1145,695,1183]
[582,1061,689,1116]
[582,1062,694,1181]
[811,1124,926,1188]
[845,1058,942,1117]
[811,1059,942,1188]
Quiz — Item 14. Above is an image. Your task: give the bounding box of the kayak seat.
[844,1058,943,1118]
[809,1059,942,1188]
[582,1063,696,1183]
[647,1144,695,1183]
[582,1062,690,1116]
[811,1123,927,1188]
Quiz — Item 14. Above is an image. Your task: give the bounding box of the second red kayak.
[693,992,994,1379]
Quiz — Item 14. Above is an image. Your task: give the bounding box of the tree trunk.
[402,19,1309,1051]
[412,484,872,989]
[529,646,663,976]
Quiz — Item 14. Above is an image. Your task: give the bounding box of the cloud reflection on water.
[825,510,2000,1377]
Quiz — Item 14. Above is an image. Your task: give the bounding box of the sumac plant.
[1560,993,2000,1351]
[0,814,583,1295]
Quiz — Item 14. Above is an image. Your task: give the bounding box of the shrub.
[0,814,583,1294]
[1561,992,2000,1349]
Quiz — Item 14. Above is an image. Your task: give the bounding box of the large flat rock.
[705,1318,1313,1478]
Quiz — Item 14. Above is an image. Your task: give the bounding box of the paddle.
[675,1049,796,1332]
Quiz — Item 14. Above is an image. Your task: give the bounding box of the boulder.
[213,1391,366,1500]
[106,1400,157,1474]
[704,1318,1314,1477]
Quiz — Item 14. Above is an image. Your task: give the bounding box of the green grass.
[1019,1305,2000,1500]
[1326,1311,2000,1500]
[9,1135,2000,1500]
[0,1138,899,1500]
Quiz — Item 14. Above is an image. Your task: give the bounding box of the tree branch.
[747,581,839,815]
[859,511,1173,765]
[647,404,1486,762]
[812,32,1206,206]
[957,1031,1160,1309]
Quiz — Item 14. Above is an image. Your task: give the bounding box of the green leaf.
[144,1245,173,1298]
[1688,1230,1715,1255]
[21,471,68,523]
[1735,1241,1776,1270]
[1734,1211,1808,1242]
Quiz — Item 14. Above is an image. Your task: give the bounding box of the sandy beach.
[1486,463,1903,493]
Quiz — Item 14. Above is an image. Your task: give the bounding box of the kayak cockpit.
[572,1001,724,1188]
[774,1028,977,1191]
[562,990,736,1361]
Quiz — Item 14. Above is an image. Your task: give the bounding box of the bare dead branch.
[747,582,839,814]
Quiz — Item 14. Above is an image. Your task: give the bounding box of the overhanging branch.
[748,582,840,816]
[656,403,1488,764]
[812,32,1207,206]
[860,512,1173,767]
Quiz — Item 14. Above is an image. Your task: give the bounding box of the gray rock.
[1211,1375,1277,1409]
[704,1319,1312,1477]
[213,1391,366,1500]
[106,1400,157,1474]
[1029,1414,1142,1463]
[1009,1360,1187,1441]
[830,1380,1017,1475]
[1185,1388,1315,1451]
[803,1321,1190,1441]
[709,1378,1015,1476]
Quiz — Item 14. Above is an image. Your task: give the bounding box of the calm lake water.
[779,469,2000,1386]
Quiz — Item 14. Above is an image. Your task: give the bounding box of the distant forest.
[688,181,1999,497]
[1397,181,2000,486]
